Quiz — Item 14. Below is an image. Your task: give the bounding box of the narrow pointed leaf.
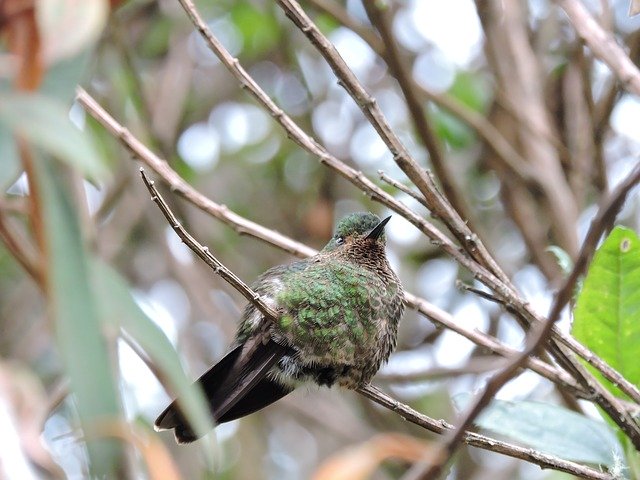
[0,94,108,180]
[90,260,215,462]
[34,158,120,476]
[454,394,622,467]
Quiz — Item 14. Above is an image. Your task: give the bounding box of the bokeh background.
[1,0,640,478]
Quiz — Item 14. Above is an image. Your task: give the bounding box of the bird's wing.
[155,335,291,443]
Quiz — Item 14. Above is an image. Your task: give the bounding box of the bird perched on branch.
[155,212,404,443]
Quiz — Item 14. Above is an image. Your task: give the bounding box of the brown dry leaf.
[630,0,640,16]
[1,0,43,90]
[312,433,431,480]
[89,420,182,480]
[0,361,64,477]
[305,197,334,240]
[35,0,108,64]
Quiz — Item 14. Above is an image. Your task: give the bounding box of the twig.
[0,205,40,281]
[555,0,640,97]
[455,282,503,304]
[139,169,279,322]
[378,170,428,209]
[403,292,585,398]
[140,168,613,480]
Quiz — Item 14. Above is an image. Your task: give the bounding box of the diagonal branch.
[358,385,614,480]
[378,171,428,209]
[77,89,315,259]
[140,169,279,321]
[0,202,40,282]
[555,0,640,97]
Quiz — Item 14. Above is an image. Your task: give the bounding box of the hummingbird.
[155,212,404,443]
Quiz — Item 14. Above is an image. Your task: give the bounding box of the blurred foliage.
[1,0,640,479]
[454,393,623,467]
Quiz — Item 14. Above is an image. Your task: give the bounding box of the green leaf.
[624,437,640,480]
[447,72,489,113]
[90,260,216,464]
[33,158,121,476]
[231,2,280,58]
[572,226,640,397]
[0,93,108,180]
[546,245,574,276]
[40,51,92,102]
[314,13,340,35]
[429,105,474,150]
[454,394,623,467]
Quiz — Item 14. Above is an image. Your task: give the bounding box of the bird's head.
[322,212,391,262]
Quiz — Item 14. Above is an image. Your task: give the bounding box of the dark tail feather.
[154,344,244,435]
[154,337,291,443]
[217,377,292,423]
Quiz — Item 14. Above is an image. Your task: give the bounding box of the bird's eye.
[335,236,345,245]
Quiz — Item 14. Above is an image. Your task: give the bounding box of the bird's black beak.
[365,215,391,240]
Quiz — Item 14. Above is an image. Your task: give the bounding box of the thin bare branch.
[0,204,40,281]
[378,170,428,209]
[140,169,279,321]
[556,0,640,97]
[76,88,315,259]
